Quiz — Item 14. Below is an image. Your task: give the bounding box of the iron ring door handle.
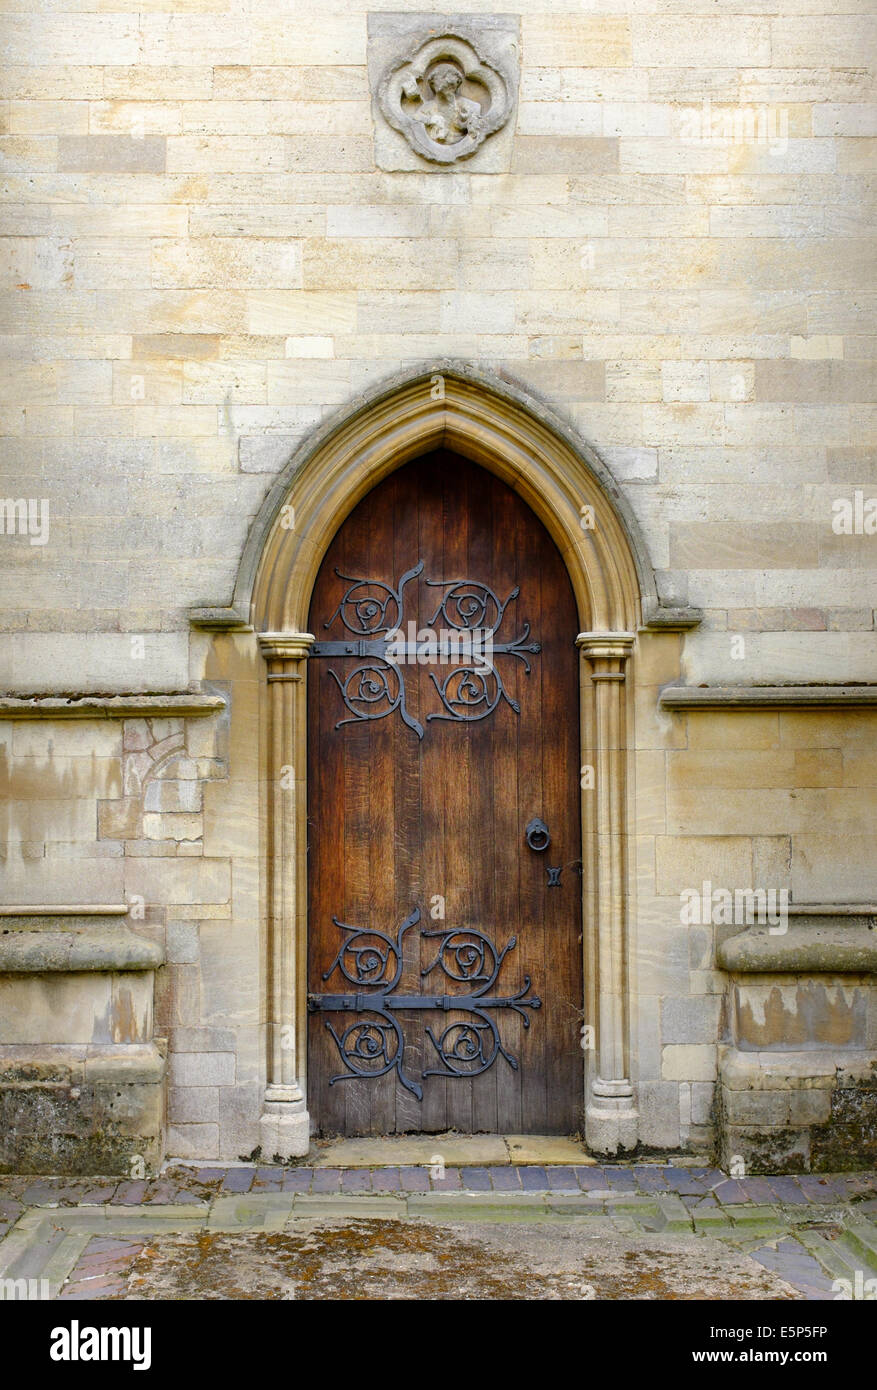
[525,817,551,852]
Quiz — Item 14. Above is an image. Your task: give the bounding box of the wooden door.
[306,451,583,1134]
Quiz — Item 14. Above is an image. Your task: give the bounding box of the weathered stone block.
[0,1044,164,1175]
[168,1087,218,1124]
[661,996,722,1046]
[691,1082,716,1127]
[662,1044,717,1081]
[166,1122,219,1160]
[810,1083,877,1171]
[637,1080,682,1149]
[789,1088,832,1125]
[522,15,631,67]
[730,979,869,1051]
[144,778,202,814]
[166,921,199,966]
[720,1123,811,1175]
[169,1051,235,1088]
[98,797,142,840]
[722,1088,791,1126]
[58,135,165,173]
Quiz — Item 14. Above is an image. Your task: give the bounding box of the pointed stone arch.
[217,363,657,634]
[198,364,668,1159]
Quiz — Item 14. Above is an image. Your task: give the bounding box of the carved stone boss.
[377,32,515,164]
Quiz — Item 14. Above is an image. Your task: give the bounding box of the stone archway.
[238,364,650,1157]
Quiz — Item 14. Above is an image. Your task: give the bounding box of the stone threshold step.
[308,1134,592,1168]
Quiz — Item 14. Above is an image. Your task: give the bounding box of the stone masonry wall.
[1,3,875,689]
[0,3,875,1163]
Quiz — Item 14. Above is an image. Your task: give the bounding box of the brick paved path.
[1,1164,874,1302]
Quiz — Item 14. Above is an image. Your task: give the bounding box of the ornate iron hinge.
[310,560,540,738]
[308,907,541,1099]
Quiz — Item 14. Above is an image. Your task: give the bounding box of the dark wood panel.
[306,451,582,1134]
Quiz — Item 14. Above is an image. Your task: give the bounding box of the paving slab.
[312,1133,511,1167]
[290,1196,405,1220]
[794,1228,866,1281]
[208,1195,295,1231]
[83,1216,207,1238]
[546,1196,611,1217]
[844,1219,877,1266]
[692,1209,734,1234]
[413,1198,575,1223]
[1,1225,70,1283]
[654,1195,694,1233]
[38,1231,93,1295]
[505,1135,591,1164]
[721,1204,786,1232]
[409,1191,554,1221]
[0,1216,56,1277]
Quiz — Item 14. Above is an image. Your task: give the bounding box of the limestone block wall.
[715,910,877,1172]
[0,907,166,1174]
[0,697,250,1162]
[0,3,874,685]
[631,682,877,1153]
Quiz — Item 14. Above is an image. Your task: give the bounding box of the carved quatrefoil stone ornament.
[368,14,520,173]
[379,35,513,164]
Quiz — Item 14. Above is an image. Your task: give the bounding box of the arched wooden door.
[306,450,583,1134]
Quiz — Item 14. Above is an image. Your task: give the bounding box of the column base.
[259,1086,310,1161]
[586,1088,639,1156]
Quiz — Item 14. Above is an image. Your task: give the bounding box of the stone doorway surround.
[191,364,697,1160]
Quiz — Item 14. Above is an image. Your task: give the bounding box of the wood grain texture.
[307,451,582,1134]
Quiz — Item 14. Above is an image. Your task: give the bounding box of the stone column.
[576,631,638,1155]
[257,632,314,1159]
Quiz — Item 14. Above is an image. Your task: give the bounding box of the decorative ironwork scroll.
[310,560,540,738]
[319,560,425,737]
[308,908,541,1098]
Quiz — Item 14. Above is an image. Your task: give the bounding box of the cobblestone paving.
[0,1165,874,1302]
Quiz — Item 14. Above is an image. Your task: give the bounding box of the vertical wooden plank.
[307,522,347,1134]
[438,454,474,1135]
[516,483,547,1134]
[492,472,523,1135]
[359,473,398,1135]
[466,454,499,1135]
[418,454,448,1133]
[537,517,582,1132]
[393,464,427,1133]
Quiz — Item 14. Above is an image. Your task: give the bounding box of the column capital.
[576,631,636,660]
[577,632,635,680]
[258,631,315,661]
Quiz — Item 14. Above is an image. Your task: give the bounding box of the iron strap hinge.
[308,992,528,1013]
[310,640,383,659]
[310,640,538,660]
[309,910,541,1097]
